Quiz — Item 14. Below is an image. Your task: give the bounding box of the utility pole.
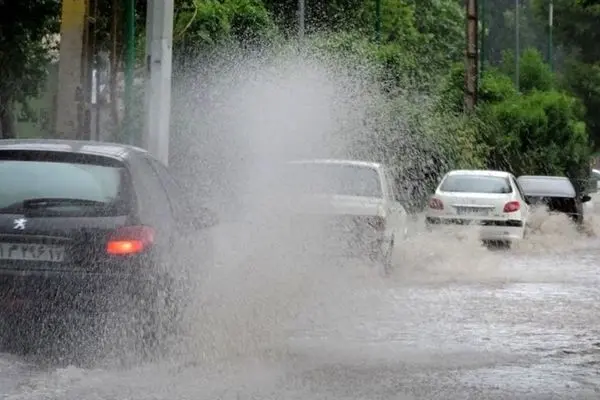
[81,0,94,140]
[55,0,89,139]
[375,0,382,42]
[143,0,174,166]
[548,0,554,71]
[479,0,485,77]
[124,0,135,145]
[515,0,520,91]
[298,0,305,38]
[464,0,479,112]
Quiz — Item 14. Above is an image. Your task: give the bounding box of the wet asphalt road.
[1,222,600,399]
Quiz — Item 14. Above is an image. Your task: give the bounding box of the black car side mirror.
[581,194,592,203]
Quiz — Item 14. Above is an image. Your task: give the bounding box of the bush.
[500,48,554,93]
[481,88,589,186]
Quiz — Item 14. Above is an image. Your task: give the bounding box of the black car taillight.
[106,225,155,255]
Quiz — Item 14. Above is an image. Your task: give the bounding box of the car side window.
[146,158,186,218]
[511,176,526,201]
[129,157,174,228]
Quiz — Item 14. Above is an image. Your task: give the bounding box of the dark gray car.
[0,139,218,354]
[517,175,591,225]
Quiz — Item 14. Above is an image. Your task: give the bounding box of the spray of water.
[164,44,600,363]
[3,41,599,399]
[167,46,394,364]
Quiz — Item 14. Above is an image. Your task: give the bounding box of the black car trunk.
[0,214,133,273]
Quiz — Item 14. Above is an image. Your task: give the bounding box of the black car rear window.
[440,174,513,194]
[0,153,130,216]
[517,177,576,198]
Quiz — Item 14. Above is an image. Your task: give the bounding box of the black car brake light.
[106,225,155,255]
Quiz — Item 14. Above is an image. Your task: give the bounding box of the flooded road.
[2,216,600,399]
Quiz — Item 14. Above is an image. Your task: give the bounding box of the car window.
[0,156,130,216]
[511,176,526,200]
[129,157,174,226]
[147,158,187,218]
[283,163,383,198]
[517,177,576,198]
[440,174,513,194]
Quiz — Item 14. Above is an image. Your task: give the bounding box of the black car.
[0,139,217,352]
[516,175,591,225]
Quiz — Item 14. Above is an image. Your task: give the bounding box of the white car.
[270,159,409,272]
[425,170,529,247]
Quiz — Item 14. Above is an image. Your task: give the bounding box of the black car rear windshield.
[440,174,513,194]
[517,177,576,198]
[0,155,129,216]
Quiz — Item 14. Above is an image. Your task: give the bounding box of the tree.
[481,89,588,178]
[579,0,600,6]
[533,0,600,63]
[173,0,278,60]
[531,0,600,148]
[0,0,60,138]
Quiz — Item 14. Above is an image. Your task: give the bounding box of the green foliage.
[530,0,600,148]
[307,31,425,91]
[410,0,464,72]
[479,68,519,103]
[500,48,554,93]
[174,0,278,58]
[561,60,600,147]
[436,44,590,186]
[533,0,600,63]
[480,84,589,181]
[436,62,465,113]
[0,0,60,137]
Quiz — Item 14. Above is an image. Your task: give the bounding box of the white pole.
[515,0,520,92]
[143,0,174,166]
[298,0,305,38]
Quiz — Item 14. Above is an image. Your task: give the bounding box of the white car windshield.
[440,174,512,194]
[281,163,383,198]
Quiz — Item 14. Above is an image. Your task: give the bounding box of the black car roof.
[517,175,576,198]
[0,139,148,161]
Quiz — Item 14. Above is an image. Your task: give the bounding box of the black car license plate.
[0,243,66,262]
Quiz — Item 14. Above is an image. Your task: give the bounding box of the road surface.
[1,213,600,399]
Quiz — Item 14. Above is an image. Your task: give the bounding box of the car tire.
[483,240,511,250]
[377,237,394,277]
